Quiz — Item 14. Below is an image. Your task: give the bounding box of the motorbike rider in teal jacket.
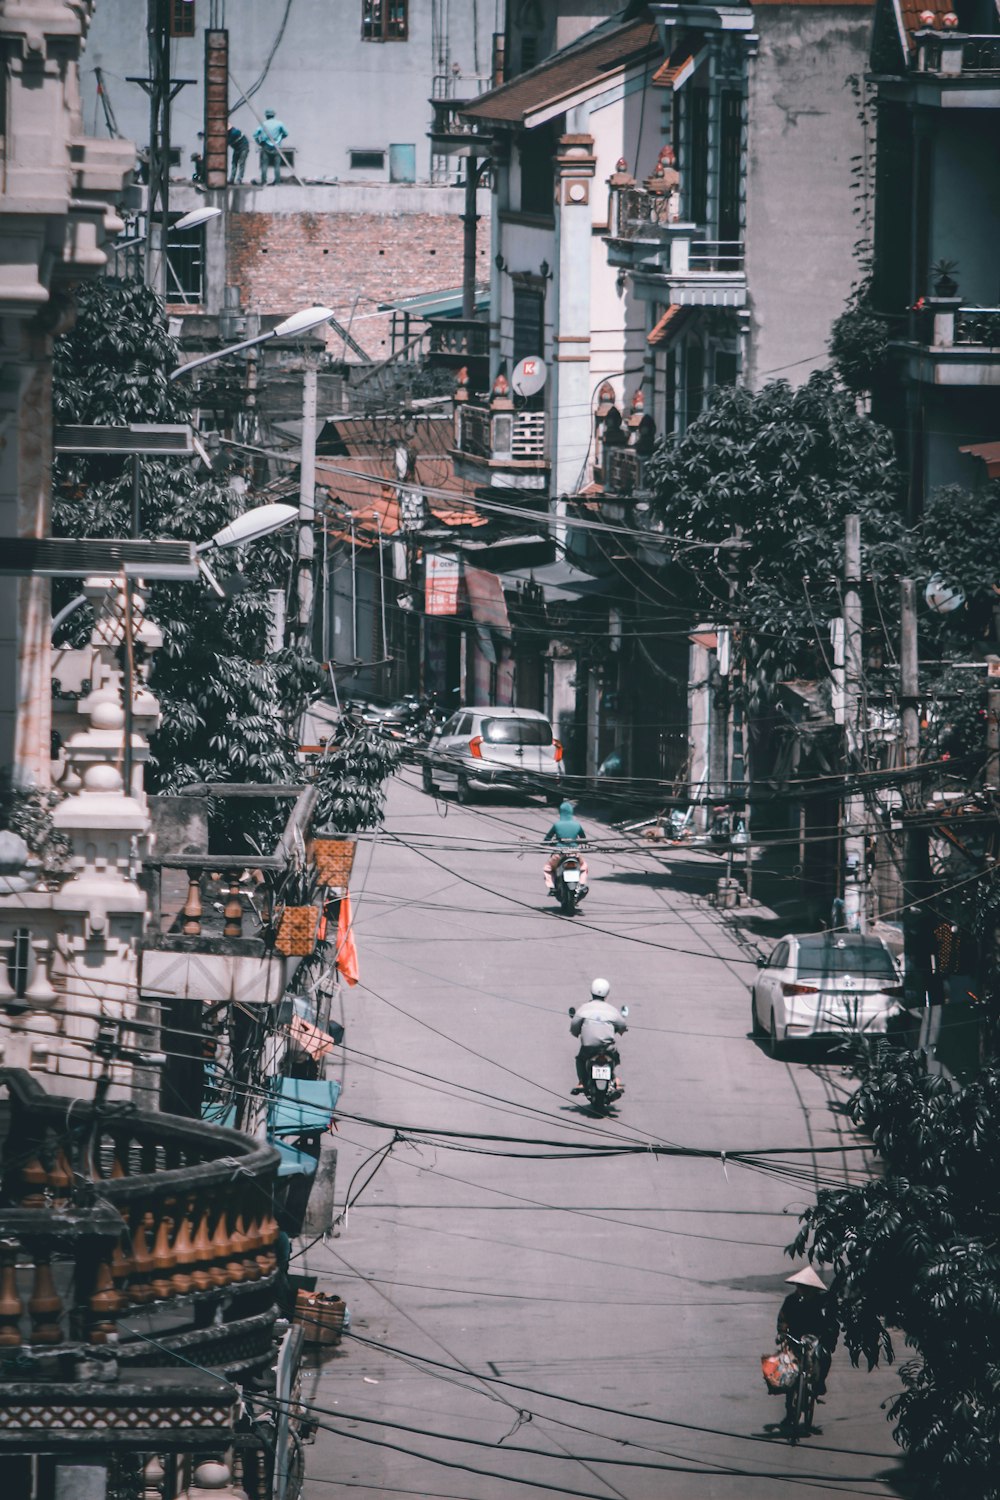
[543,800,589,893]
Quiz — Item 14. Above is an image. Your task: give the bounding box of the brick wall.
[227,210,491,360]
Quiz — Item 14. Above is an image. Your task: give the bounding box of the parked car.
[421,706,564,801]
[751,932,903,1055]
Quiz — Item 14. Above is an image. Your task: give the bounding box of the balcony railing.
[614,186,673,239]
[456,402,547,466]
[604,448,649,498]
[0,1069,280,1363]
[917,29,1000,74]
[955,306,1000,346]
[429,99,493,148]
[427,316,490,362]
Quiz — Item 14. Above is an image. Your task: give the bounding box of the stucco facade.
[744,2,874,391]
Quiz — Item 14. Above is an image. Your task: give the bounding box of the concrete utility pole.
[129,0,192,300]
[900,577,930,1004]
[296,355,319,646]
[842,514,866,931]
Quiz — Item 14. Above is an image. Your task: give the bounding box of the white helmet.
[591,977,611,999]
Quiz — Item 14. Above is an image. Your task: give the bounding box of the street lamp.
[168,304,334,646]
[51,503,299,630]
[173,206,223,232]
[169,305,335,381]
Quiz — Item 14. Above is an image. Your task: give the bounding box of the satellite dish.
[511,357,547,398]
[925,572,965,614]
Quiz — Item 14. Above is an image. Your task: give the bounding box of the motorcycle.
[568,1004,628,1115]
[552,851,588,915]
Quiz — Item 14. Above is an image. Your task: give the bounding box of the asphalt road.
[299,767,903,1500]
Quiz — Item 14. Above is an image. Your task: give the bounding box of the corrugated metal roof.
[460,17,661,126]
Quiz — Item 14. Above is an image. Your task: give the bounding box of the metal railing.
[690,240,744,272]
[429,99,488,140]
[614,186,673,239]
[955,306,1000,346]
[604,448,649,497]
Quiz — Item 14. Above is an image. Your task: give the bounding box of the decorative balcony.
[891,299,1000,386]
[427,315,491,367]
[452,374,549,492]
[915,28,1000,75]
[428,98,493,157]
[604,448,650,498]
[0,1069,283,1453]
[606,202,746,308]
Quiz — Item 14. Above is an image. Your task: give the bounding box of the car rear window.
[481,717,553,746]
[796,937,897,979]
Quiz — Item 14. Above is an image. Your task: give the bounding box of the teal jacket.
[544,801,586,846]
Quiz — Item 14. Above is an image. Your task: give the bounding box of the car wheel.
[769,1011,784,1060]
[456,774,472,804]
[421,762,436,795]
[751,988,766,1038]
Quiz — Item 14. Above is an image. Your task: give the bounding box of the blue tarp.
[274,1139,319,1178]
[268,1077,341,1136]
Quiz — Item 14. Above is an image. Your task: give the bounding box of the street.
[300,769,903,1499]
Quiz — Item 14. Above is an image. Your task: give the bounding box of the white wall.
[84,0,497,183]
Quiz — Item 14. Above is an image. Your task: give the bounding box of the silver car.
[751,932,903,1055]
[421,706,565,801]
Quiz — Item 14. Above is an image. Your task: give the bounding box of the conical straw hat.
[785,1265,827,1292]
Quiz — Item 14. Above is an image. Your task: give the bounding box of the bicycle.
[782,1333,820,1442]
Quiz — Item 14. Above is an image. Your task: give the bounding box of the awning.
[648,304,697,348]
[379,285,490,318]
[652,44,707,91]
[689,630,718,650]
[959,440,1000,478]
[464,564,511,634]
[268,1078,341,1136]
[501,560,612,603]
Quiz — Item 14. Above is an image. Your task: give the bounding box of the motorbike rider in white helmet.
[570,978,627,1094]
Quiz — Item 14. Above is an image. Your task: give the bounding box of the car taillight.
[469,736,483,759]
[553,739,564,762]
[782,982,819,996]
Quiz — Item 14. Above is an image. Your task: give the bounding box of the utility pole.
[842,514,866,931]
[296,354,319,647]
[900,577,930,1005]
[129,0,193,300]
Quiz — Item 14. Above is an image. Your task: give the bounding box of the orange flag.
[335,894,359,987]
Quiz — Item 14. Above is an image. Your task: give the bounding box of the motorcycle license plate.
[592,1065,612,1081]
[563,870,580,883]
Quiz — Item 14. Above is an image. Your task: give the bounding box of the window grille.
[362,1,408,40]
[169,0,196,38]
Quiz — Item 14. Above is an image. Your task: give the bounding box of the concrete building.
[868,0,1000,509]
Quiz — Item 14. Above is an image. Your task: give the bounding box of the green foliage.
[313,724,400,833]
[829,300,891,397]
[644,372,907,700]
[0,777,72,878]
[791,1044,1000,1496]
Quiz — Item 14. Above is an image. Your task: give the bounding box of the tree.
[52,278,397,846]
[644,371,908,701]
[790,1042,1000,1498]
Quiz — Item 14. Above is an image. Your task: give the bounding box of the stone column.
[552,133,598,506]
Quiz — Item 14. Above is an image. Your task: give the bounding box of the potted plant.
[931,259,959,298]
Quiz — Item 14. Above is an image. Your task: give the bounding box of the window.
[169,0,196,38]
[768,942,790,970]
[481,717,553,746]
[688,90,709,226]
[521,35,539,70]
[513,287,545,366]
[718,90,742,247]
[519,125,556,216]
[714,349,738,388]
[362,0,408,40]
[795,936,898,980]
[350,149,385,171]
[167,217,206,302]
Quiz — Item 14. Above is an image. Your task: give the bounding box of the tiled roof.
[647,304,696,346]
[460,16,661,126]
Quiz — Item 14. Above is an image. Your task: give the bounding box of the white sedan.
[751,932,904,1056]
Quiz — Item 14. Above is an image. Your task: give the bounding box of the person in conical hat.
[776,1265,840,1416]
[785,1265,827,1292]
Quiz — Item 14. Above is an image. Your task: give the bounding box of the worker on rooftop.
[254,108,288,184]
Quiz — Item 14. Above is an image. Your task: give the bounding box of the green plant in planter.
[0,777,72,880]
